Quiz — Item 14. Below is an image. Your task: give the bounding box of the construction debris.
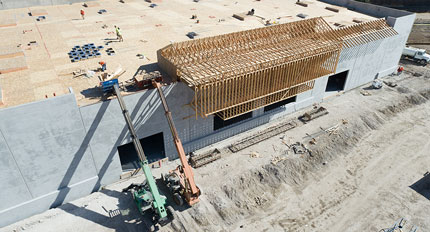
[106,48,115,56]
[189,149,222,168]
[360,90,372,96]
[299,106,328,123]
[372,79,383,89]
[72,69,96,79]
[102,66,126,81]
[271,156,287,165]
[296,1,308,7]
[304,120,347,143]
[36,16,46,21]
[249,151,261,158]
[186,32,198,39]
[297,13,308,19]
[380,218,419,232]
[325,6,340,13]
[247,9,255,16]
[229,121,297,152]
[290,142,307,154]
[27,41,38,47]
[233,13,247,21]
[384,80,398,87]
[133,70,162,89]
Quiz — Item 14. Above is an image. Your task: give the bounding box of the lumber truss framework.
[159,17,397,120]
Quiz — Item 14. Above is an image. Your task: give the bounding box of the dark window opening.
[264,96,296,112]
[213,111,252,131]
[325,70,348,92]
[117,132,165,171]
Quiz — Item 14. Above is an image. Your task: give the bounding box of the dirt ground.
[408,13,430,51]
[1,61,429,232]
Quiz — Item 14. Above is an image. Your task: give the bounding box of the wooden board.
[296,1,308,7]
[325,6,340,13]
[233,13,247,21]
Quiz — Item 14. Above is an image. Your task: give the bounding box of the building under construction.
[0,0,415,227]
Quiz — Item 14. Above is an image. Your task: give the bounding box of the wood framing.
[158,17,398,120]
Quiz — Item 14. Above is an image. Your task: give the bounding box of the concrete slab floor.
[0,0,375,109]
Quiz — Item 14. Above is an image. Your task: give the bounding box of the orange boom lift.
[153,81,201,206]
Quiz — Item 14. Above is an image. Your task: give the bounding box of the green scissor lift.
[112,84,170,224]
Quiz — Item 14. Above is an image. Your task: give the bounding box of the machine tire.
[158,216,169,226]
[167,205,176,220]
[130,189,136,200]
[173,193,184,206]
[419,59,427,65]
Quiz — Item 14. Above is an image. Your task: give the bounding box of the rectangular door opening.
[264,96,296,112]
[213,111,252,131]
[325,70,348,92]
[117,132,165,171]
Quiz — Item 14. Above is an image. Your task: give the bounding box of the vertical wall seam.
[0,129,34,198]
[77,108,99,177]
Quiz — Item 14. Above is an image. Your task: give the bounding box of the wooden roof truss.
[159,18,397,120]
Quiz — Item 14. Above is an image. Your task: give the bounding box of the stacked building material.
[68,44,103,62]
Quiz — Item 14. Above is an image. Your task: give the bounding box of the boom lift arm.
[112,84,169,222]
[153,81,201,206]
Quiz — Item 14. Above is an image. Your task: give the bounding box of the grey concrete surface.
[0,93,99,227]
[320,0,411,18]
[0,0,415,228]
[0,0,94,10]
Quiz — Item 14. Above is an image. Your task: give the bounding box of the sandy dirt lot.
[1,62,430,232]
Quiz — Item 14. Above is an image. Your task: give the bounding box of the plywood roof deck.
[0,0,378,108]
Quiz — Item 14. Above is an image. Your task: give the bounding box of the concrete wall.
[331,6,415,91]
[0,93,99,227]
[0,1,415,228]
[319,0,411,18]
[0,0,93,10]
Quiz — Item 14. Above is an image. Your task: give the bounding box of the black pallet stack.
[68,44,104,62]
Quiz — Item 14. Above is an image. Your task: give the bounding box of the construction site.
[0,0,429,231]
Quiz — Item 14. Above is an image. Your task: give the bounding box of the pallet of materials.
[233,13,247,21]
[229,121,297,153]
[68,44,104,62]
[189,149,221,168]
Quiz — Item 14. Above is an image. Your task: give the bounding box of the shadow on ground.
[410,171,430,200]
[58,188,161,231]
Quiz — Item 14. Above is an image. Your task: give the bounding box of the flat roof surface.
[0,0,376,108]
